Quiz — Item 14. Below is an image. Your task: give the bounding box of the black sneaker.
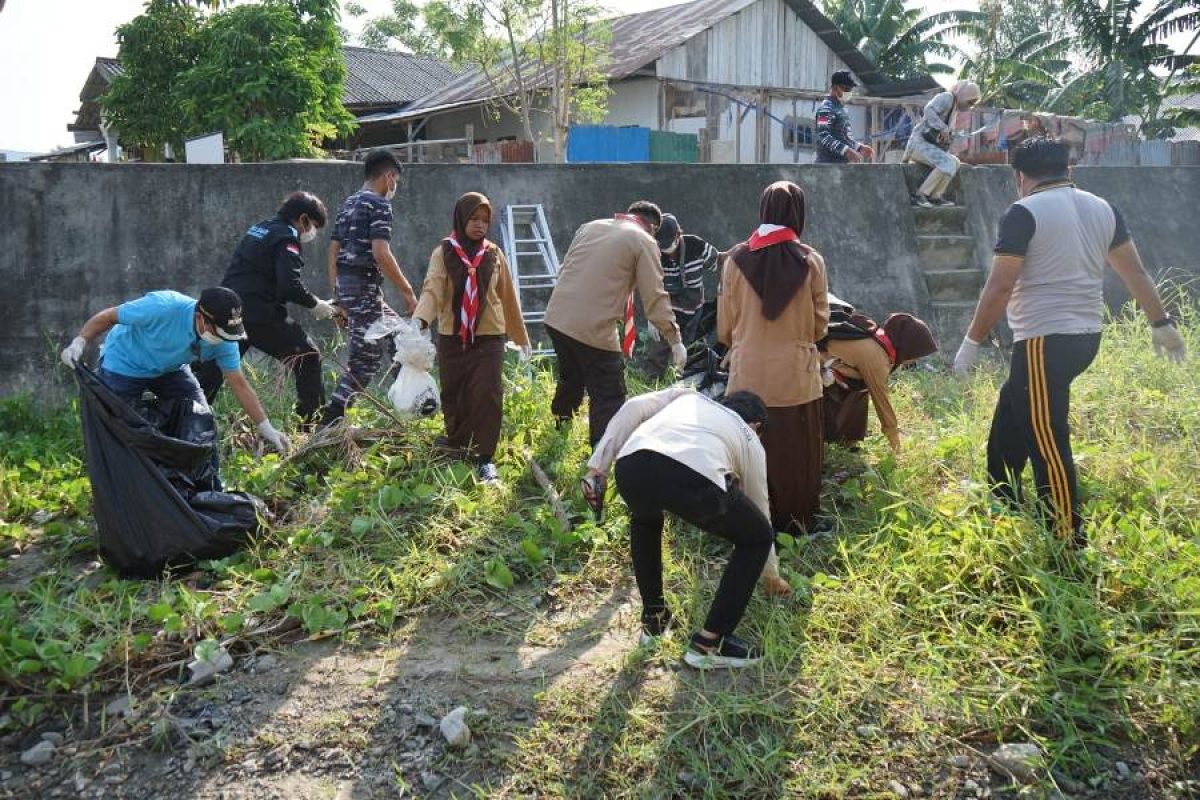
[684,632,762,670]
[912,193,935,208]
[477,462,500,484]
[932,196,956,207]
[639,608,674,646]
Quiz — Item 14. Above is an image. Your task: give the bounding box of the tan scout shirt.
[717,250,829,407]
[544,218,680,351]
[587,388,780,581]
[822,337,898,442]
[413,244,530,348]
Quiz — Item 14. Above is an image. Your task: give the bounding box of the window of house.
[783,116,815,150]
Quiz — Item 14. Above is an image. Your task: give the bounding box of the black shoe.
[932,196,956,207]
[639,608,674,645]
[912,193,935,208]
[684,632,762,670]
[316,404,345,431]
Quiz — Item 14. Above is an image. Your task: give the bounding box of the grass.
[2,299,1200,797]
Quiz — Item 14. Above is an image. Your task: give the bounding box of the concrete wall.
[3,161,1197,396]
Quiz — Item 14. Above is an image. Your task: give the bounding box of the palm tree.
[960,31,1073,108]
[1050,0,1198,125]
[822,0,985,80]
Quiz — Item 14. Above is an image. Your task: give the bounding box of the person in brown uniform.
[544,201,685,445]
[413,192,530,484]
[821,312,938,451]
[719,181,829,533]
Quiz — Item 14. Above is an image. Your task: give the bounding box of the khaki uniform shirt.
[413,244,530,348]
[544,218,680,351]
[717,250,829,407]
[823,337,898,440]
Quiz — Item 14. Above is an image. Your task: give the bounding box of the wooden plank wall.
[655,0,850,92]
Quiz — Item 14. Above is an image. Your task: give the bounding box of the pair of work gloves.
[645,325,689,369]
[952,323,1186,377]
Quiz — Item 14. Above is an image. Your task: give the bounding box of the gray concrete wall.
[3,161,1196,397]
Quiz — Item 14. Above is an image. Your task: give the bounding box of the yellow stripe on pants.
[1026,338,1072,538]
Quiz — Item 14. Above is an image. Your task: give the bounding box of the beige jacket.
[823,337,899,444]
[413,244,530,347]
[587,388,779,580]
[544,218,680,351]
[717,250,830,407]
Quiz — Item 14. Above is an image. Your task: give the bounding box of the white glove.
[311,298,337,320]
[418,322,432,341]
[670,341,688,369]
[821,360,836,388]
[1151,323,1185,363]
[953,336,981,378]
[256,419,291,455]
[646,325,662,342]
[60,336,87,369]
[519,344,533,363]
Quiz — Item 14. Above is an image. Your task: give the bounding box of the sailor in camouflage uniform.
[320,149,418,427]
[815,71,874,164]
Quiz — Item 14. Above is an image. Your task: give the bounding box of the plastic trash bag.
[366,315,441,418]
[75,366,265,578]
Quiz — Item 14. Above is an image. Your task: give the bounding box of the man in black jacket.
[197,191,338,427]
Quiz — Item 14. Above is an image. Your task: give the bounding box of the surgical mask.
[200,330,223,346]
[663,241,680,256]
[300,226,318,244]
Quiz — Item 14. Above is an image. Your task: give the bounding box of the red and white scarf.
[448,234,488,346]
[614,214,650,358]
[747,224,799,251]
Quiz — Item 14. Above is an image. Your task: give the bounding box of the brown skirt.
[763,398,824,533]
[823,383,869,445]
[436,334,505,462]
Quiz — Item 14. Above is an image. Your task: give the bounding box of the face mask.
[300,225,318,244]
[200,330,223,346]
[385,179,397,201]
[663,241,680,256]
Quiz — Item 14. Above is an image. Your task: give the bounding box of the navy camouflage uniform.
[815,96,863,163]
[326,190,399,417]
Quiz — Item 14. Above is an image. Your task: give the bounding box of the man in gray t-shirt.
[953,137,1185,546]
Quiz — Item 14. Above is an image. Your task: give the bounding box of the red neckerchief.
[448,234,488,346]
[747,224,800,251]
[873,327,898,366]
[613,215,647,358]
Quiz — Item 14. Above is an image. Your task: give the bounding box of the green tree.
[101,0,203,158]
[960,1,1072,109]
[1050,0,1197,125]
[821,0,984,80]
[354,0,610,162]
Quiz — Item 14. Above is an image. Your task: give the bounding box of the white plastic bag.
[365,315,440,418]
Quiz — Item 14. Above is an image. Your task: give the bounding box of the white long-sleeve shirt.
[587,388,780,579]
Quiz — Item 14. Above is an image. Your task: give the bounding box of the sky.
[0,0,1190,154]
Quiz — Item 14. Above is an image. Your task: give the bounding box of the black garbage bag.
[75,366,265,578]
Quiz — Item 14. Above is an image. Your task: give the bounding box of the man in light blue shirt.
[60,287,291,454]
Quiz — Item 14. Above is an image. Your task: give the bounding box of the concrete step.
[914,205,968,234]
[917,235,976,270]
[924,268,984,301]
[928,300,978,352]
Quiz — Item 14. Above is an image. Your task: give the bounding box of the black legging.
[615,450,773,636]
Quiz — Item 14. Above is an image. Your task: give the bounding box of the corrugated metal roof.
[398,0,938,115]
[1124,92,1200,143]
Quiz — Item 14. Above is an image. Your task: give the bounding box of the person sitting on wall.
[815,70,875,164]
[196,191,340,429]
[543,201,685,446]
[818,297,939,451]
[60,287,292,458]
[904,81,981,208]
[644,213,720,376]
[583,387,791,670]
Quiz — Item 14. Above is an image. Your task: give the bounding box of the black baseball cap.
[197,287,247,341]
[831,70,857,89]
[655,214,681,251]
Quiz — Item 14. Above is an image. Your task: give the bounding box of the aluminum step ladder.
[500,204,559,355]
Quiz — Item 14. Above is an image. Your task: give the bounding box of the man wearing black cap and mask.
[645,213,719,375]
[60,287,291,454]
[815,71,874,164]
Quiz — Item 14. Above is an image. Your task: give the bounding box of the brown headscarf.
[728,181,812,321]
[443,192,498,338]
[882,313,937,364]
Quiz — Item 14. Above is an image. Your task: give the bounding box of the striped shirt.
[661,234,718,314]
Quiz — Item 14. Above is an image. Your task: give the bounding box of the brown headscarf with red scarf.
[728,181,812,321]
[881,313,937,365]
[443,192,498,342]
